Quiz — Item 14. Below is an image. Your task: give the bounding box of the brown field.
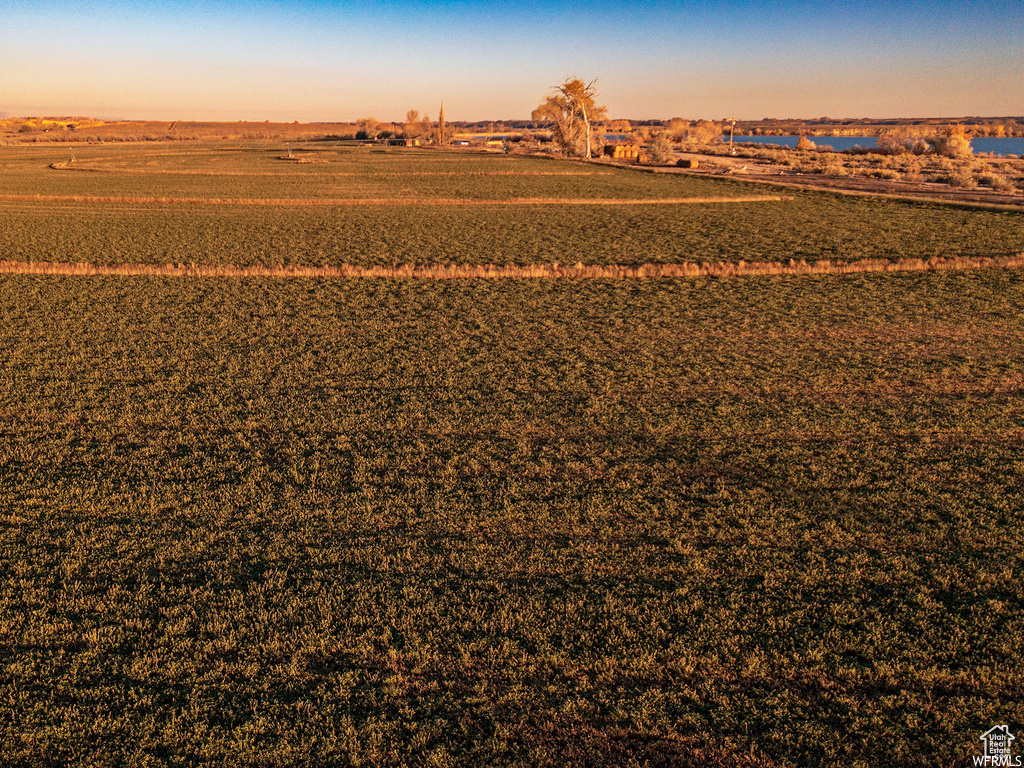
[0,118,357,143]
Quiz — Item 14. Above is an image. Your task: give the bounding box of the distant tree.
[876,127,930,156]
[532,77,607,158]
[685,120,722,145]
[355,117,382,140]
[796,135,817,151]
[437,102,447,146]
[649,134,674,164]
[929,124,973,158]
[420,115,434,141]
[629,126,652,145]
[427,103,453,146]
[665,118,688,141]
[404,110,422,138]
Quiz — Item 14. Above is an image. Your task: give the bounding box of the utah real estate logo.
[975,725,1020,766]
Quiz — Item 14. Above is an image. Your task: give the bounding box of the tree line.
[354,77,1011,160]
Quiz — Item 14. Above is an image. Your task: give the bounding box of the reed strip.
[0,193,786,207]
[2,256,1021,279]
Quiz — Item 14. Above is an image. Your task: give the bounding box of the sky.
[1,0,1022,122]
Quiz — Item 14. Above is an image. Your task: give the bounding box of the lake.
[730,135,1024,157]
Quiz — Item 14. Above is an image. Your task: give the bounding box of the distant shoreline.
[3,115,1022,144]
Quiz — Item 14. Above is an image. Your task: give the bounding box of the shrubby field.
[2,270,1022,766]
[0,145,1022,267]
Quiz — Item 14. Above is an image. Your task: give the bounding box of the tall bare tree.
[532,78,607,158]
[437,102,448,146]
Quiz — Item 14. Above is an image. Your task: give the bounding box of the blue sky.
[1,0,1021,121]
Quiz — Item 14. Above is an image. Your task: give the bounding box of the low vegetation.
[1,140,1021,766]
[0,146,1022,269]
[3,271,1023,766]
[706,142,1022,191]
[709,116,1024,139]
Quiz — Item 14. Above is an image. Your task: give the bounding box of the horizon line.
[5,114,1024,125]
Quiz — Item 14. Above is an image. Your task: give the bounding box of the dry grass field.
[1,143,1022,767]
[1,144,1023,271]
[0,118,357,144]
